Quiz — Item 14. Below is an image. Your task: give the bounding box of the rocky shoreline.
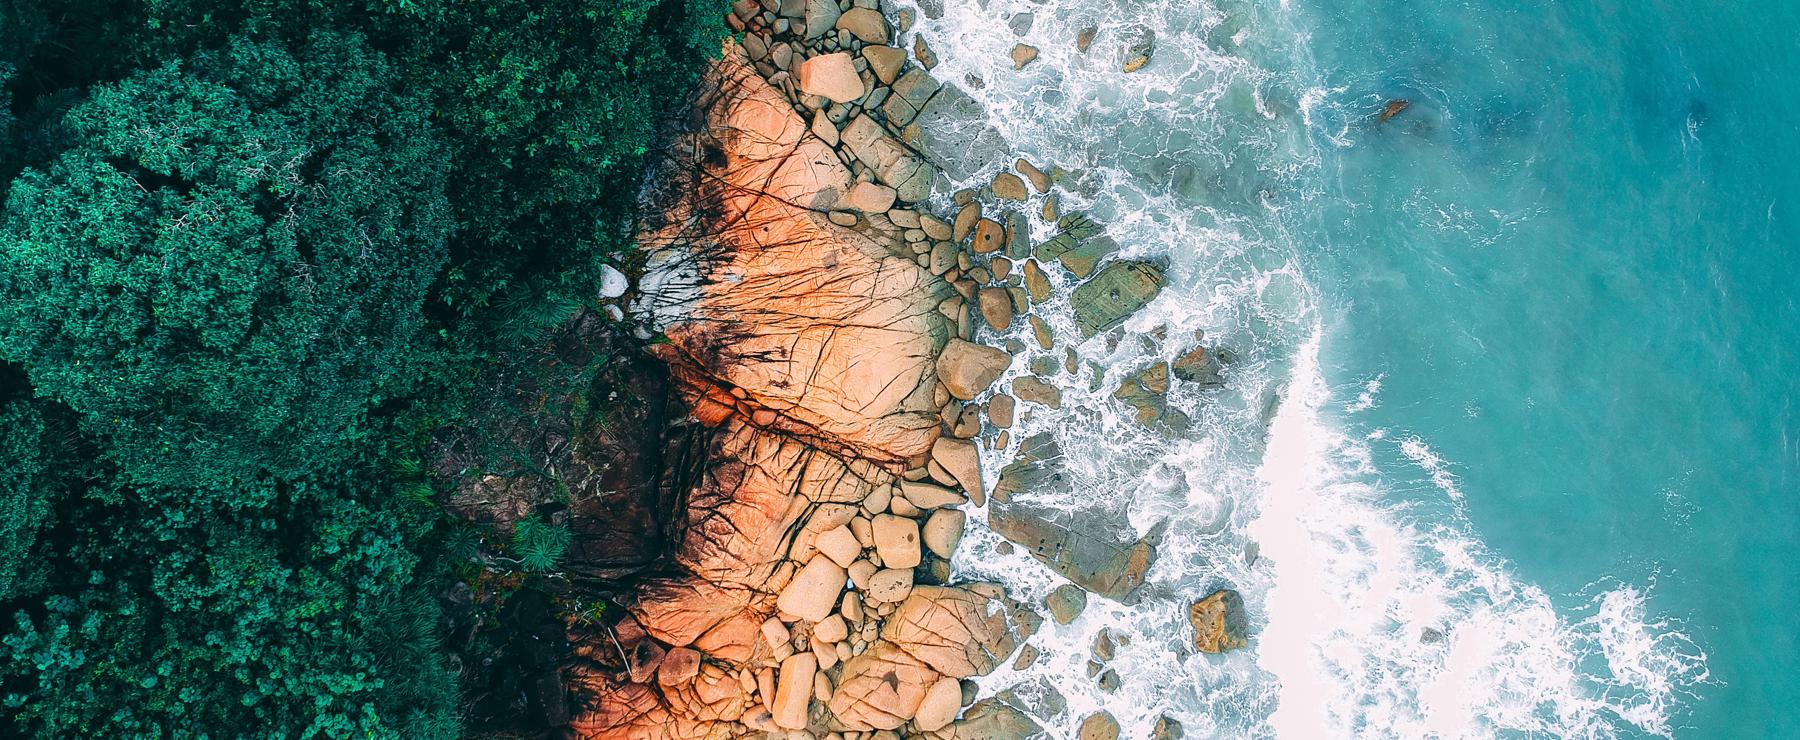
[571,2,1248,736]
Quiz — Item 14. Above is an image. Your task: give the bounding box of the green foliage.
[0,32,450,492]
[0,1,726,736]
[513,515,572,573]
[0,393,61,602]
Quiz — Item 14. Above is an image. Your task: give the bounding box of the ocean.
[900,0,1799,736]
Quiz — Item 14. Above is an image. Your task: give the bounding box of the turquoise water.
[902,0,1794,735]
[1291,0,1800,734]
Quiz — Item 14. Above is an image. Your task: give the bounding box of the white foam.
[892,0,1709,736]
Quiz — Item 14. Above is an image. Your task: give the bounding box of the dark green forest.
[0,1,722,736]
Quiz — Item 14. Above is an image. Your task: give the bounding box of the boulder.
[926,698,1042,740]
[1188,589,1249,653]
[816,525,863,568]
[1015,159,1052,193]
[1044,584,1087,624]
[881,69,942,127]
[1010,43,1039,70]
[972,218,1005,253]
[1122,28,1155,73]
[922,508,967,558]
[882,585,1032,677]
[978,287,1014,330]
[864,45,907,85]
[1080,711,1121,740]
[828,641,940,730]
[1172,344,1224,387]
[988,394,1015,427]
[804,0,841,38]
[1011,376,1061,409]
[913,84,1009,180]
[796,52,865,103]
[625,638,666,683]
[815,613,850,643]
[836,7,888,43]
[872,513,923,569]
[1057,236,1118,279]
[778,555,847,622]
[989,435,1154,600]
[1154,715,1186,739]
[931,437,985,506]
[1070,260,1164,337]
[849,181,899,212]
[866,567,915,603]
[914,676,964,732]
[657,646,702,686]
[992,172,1028,200]
[773,652,818,729]
[902,479,967,508]
[936,339,1010,399]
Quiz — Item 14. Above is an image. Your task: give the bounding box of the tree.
[0,31,451,492]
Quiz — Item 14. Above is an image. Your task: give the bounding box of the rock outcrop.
[1188,588,1249,653]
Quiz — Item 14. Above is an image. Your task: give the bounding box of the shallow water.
[902,0,1797,736]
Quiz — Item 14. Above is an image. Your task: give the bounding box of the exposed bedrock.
[571,41,1029,738]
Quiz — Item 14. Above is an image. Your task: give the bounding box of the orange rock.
[881,585,1030,677]
[828,641,941,730]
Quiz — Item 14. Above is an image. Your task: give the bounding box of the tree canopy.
[0,1,725,736]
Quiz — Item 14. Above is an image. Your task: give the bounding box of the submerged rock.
[1188,588,1249,653]
[1071,261,1165,336]
[989,435,1155,600]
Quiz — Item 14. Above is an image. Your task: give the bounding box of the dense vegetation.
[0,1,723,736]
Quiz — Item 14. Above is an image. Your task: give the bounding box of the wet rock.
[979,287,1015,330]
[923,508,966,558]
[1421,626,1446,644]
[1092,628,1115,661]
[989,435,1155,600]
[804,0,841,38]
[836,7,888,43]
[1029,315,1053,350]
[1188,588,1249,653]
[1044,584,1087,624]
[913,84,1009,180]
[797,51,865,103]
[1172,344,1224,387]
[988,393,1015,428]
[1122,28,1155,73]
[1154,715,1186,740]
[972,217,1006,254]
[1071,261,1165,336]
[1080,711,1121,740]
[864,44,907,85]
[937,338,1011,399]
[1076,25,1098,53]
[1023,260,1051,302]
[1015,159,1052,193]
[882,69,942,127]
[1011,376,1061,409]
[1010,44,1040,70]
[1381,99,1411,123]
[992,172,1028,200]
[1008,12,1036,36]
[1097,669,1120,692]
[1057,235,1118,279]
[915,35,939,70]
